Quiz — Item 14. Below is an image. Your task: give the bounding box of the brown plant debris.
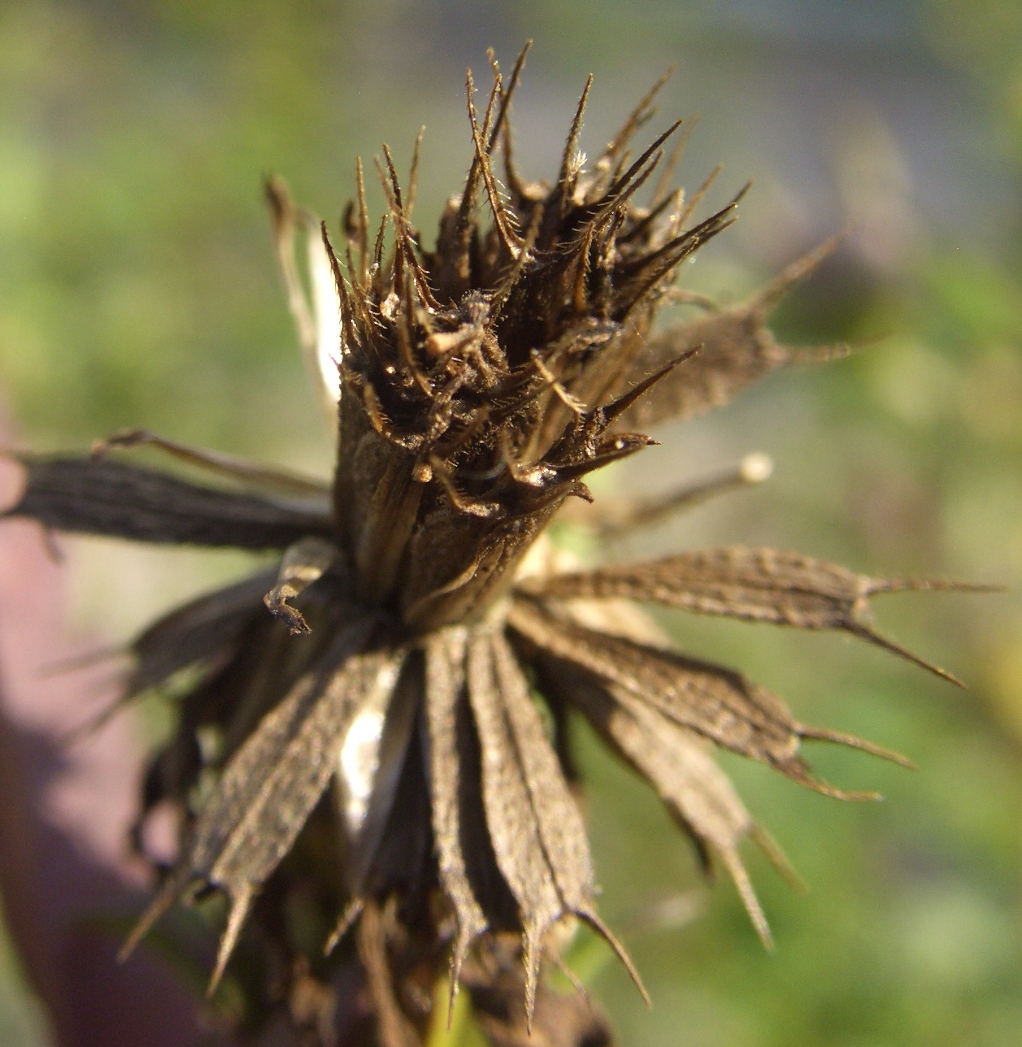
[3,42,989,1046]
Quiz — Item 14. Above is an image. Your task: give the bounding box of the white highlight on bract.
[339,706,386,835]
[307,228,342,413]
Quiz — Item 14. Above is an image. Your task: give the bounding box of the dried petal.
[466,629,645,1023]
[351,705,434,919]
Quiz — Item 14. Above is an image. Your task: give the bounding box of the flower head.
[4,43,984,1046]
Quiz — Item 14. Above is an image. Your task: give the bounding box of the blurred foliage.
[1,1,1021,1045]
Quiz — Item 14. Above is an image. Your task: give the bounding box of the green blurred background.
[1,1,1021,1044]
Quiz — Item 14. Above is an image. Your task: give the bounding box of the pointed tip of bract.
[446,937,470,1032]
[853,624,968,689]
[264,173,292,229]
[599,346,701,426]
[118,872,185,964]
[718,847,774,951]
[446,971,459,1032]
[581,909,651,1007]
[750,824,807,894]
[799,723,916,771]
[784,758,885,802]
[550,952,591,1003]
[207,884,254,997]
[877,577,1008,597]
[324,897,365,957]
[522,926,542,1033]
[754,231,845,314]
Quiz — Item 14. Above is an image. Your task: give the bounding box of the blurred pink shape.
[0,436,228,1046]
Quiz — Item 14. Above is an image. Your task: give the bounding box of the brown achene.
[2,42,989,1047]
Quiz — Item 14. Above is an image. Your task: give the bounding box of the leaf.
[130,568,278,696]
[508,598,903,798]
[3,455,336,549]
[490,631,596,915]
[78,568,279,743]
[121,617,394,990]
[611,237,845,431]
[423,627,488,995]
[492,632,650,1001]
[466,630,564,1025]
[467,630,644,1025]
[518,545,985,684]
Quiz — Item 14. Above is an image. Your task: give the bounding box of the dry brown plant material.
[2,43,987,1046]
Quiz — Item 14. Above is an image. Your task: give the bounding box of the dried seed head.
[1,44,991,1047]
[323,48,738,633]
